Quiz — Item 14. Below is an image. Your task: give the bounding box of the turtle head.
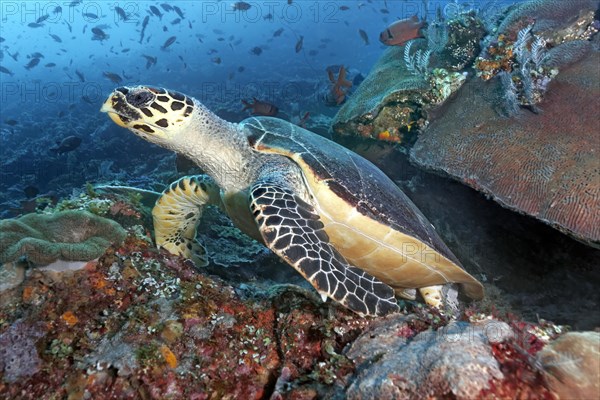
[101,86,195,145]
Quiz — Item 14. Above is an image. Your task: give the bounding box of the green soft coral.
[0,210,126,265]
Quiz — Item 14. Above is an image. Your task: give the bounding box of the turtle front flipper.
[249,181,399,317]
[152,175,222,267]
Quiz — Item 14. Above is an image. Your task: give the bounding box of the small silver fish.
[173,5,184,19]
[91,27,108,38]
[233,2,251,11]
[115,6,128,21]
[358,29,369,45]
[142,54,157,69]
[295,36,303,53]
[103,71,123,83]
[24,58,40,70]
[0,66,14,76]
[161,36,176,50]
[149,6,163,19]
[75,70,85,82]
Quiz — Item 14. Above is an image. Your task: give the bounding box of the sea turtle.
[101,86,484,316]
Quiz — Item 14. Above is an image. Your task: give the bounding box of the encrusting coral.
[332,9,486,144]
[0,210,127,265]
[0,190,596,398]
[0,320,47,383]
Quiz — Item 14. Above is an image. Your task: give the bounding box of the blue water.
[0,0,516,215]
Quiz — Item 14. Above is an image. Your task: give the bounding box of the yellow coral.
[378,130,391,140]
[160,344,178,368]
[61,311,78,326]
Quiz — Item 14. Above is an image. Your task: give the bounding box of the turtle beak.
[104,110,128,128]
[101,93,128,128]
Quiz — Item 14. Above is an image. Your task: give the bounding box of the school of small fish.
[1,0,430,130]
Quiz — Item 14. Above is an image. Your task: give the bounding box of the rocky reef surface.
[0,188,598,399]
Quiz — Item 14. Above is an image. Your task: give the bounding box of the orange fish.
[327,66,352,105]
[241,98,279,116]
[379,15,424,46]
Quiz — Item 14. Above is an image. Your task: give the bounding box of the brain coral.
[497,0,599,36]
[0,210,127,265]
[538,332,600,400]
[411,38,600,246]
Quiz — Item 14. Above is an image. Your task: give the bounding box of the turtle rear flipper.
[152,175,222,267]
[249,180,399,317]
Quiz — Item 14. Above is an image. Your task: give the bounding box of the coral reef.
[198,206,269,268]
[426,68,468,105]
[0,320,47,383]
[412,29,600,246]
[0,190,597,398]
[0,210,127,265]
[332,10,486,144]
[497,0,599,39]
[474,33,516,81]
[346,316,508,399]
[474,0,598,113]
[0,261,26,292]
[537,332,600,399]
[334,0,597,145]
[332,42,430,143]
[541,39,593,69]
[0,231,363,397]
[437,11,487,71]
[44,183,148,227]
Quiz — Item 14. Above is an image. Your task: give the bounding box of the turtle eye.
[127,90,153,107]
